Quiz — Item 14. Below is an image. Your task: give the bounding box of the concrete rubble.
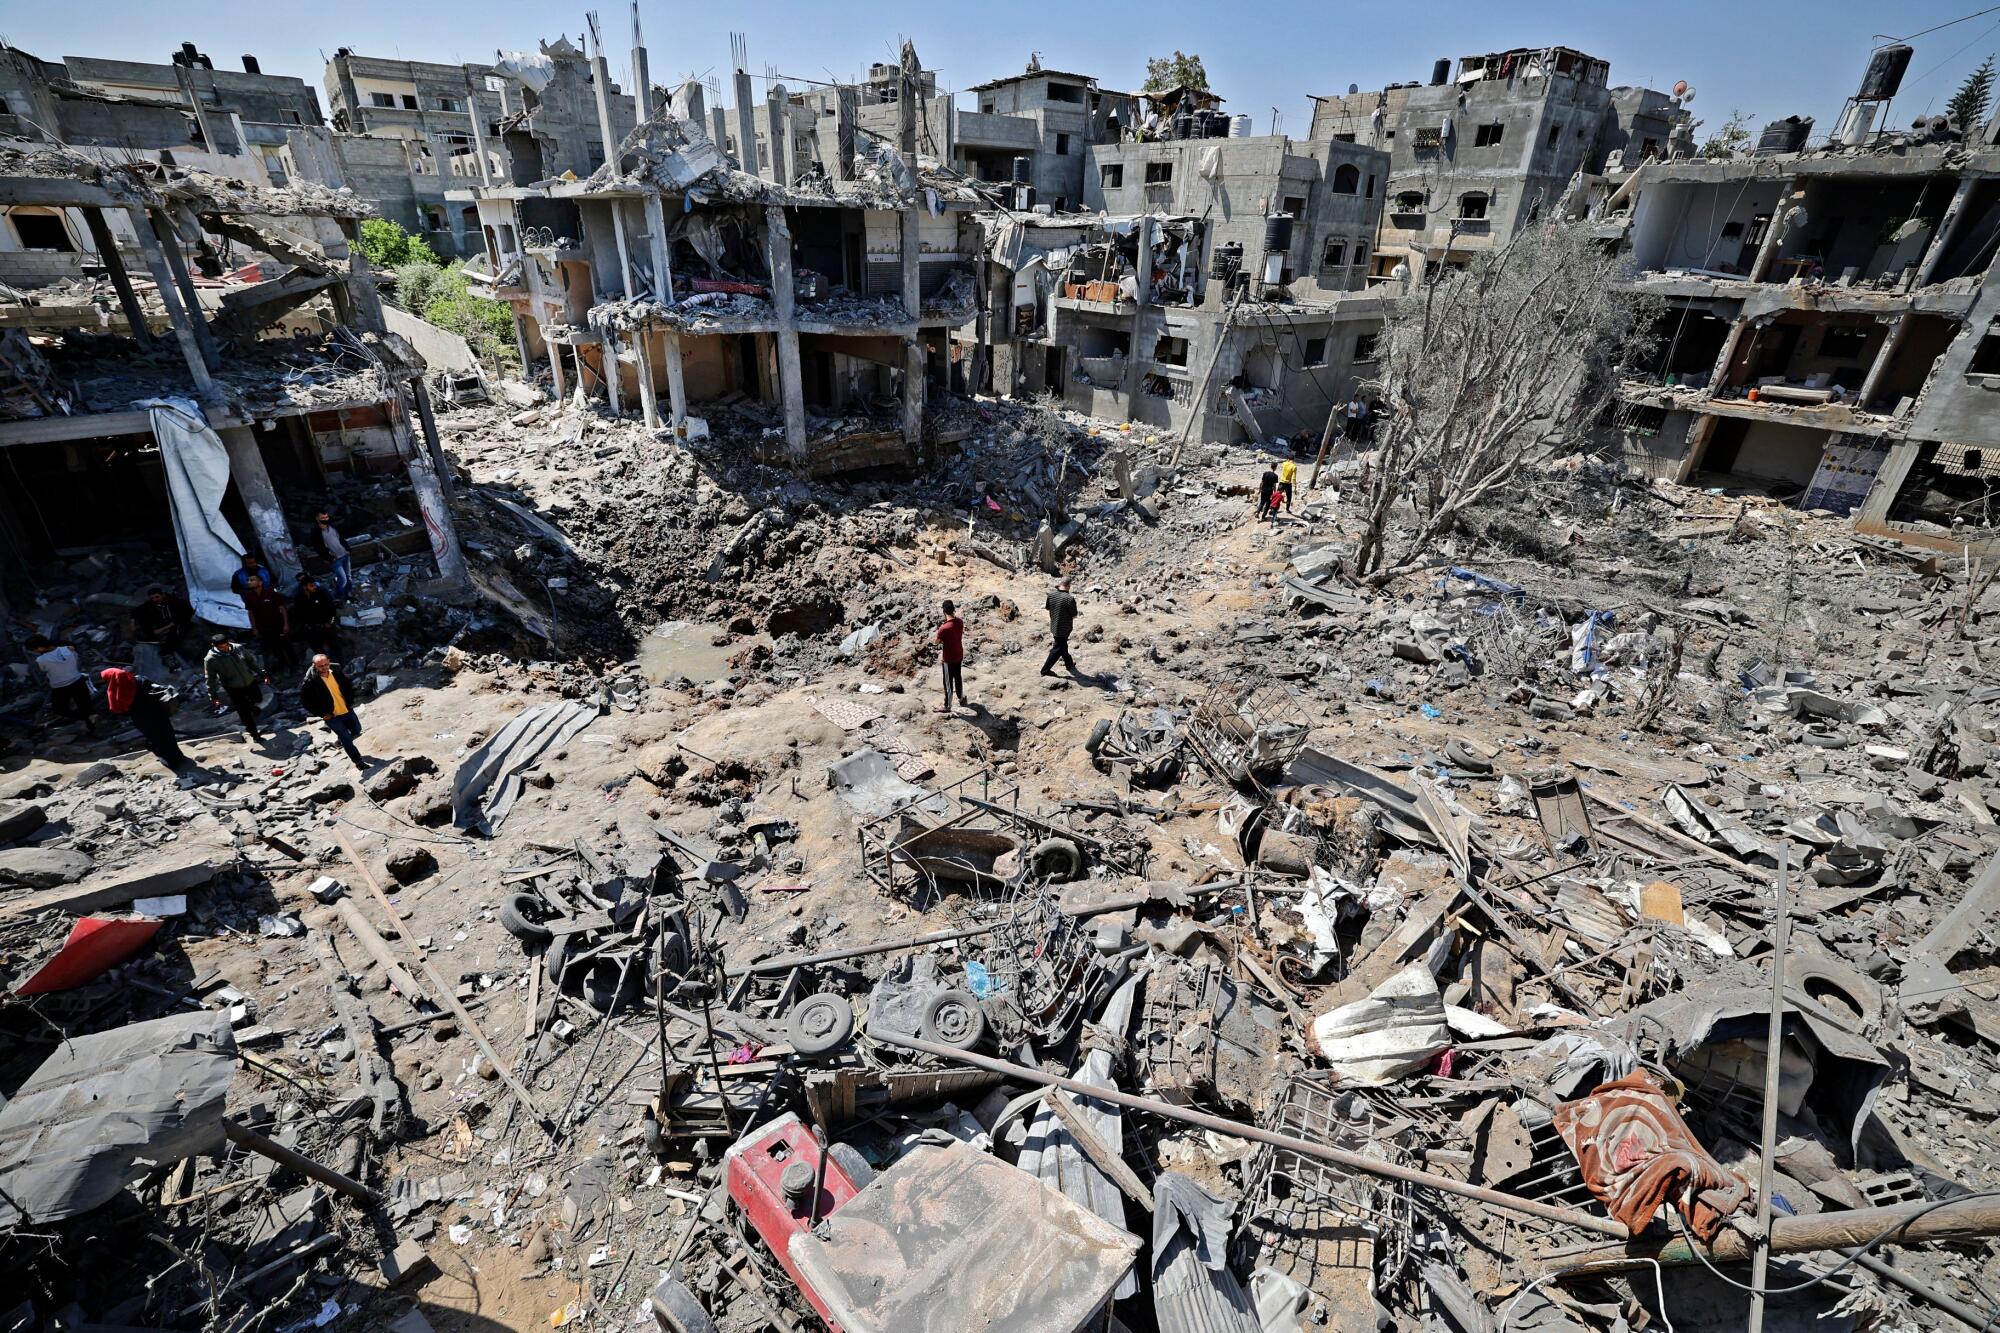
[0,17,1998,1333]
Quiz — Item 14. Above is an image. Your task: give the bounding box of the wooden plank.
[1044,1089,1153,1212]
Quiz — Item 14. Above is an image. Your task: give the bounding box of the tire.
[1029,836,1084,882]
[583,956,646,1013]
[788,993,856,1055]
[655,930,688,979]
[499,892,555,944]
[827,1141,874,1189]
[648,1276,720,1333]
[921,988,988,1051]
[1085,717,1114,756]
[544,933,571,987]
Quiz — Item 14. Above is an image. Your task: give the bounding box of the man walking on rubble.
[1277,455,1299,513]
[240,573,295,670]
[290,573,340,658]
[1255,465,1280,522]
[203,633,269,742]
[934,599,967,714]
[25,633,95,736]
[314,510,354,601]
[1041,578,1081,677]
[300,653,370,770]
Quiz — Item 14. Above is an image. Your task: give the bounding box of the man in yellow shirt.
[1277,456,1299,513]
[300,653,370,770]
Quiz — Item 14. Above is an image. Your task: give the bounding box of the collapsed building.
[0,142,467,609]
[1602,135,2000,554]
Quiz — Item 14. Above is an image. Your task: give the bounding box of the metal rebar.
[876,1032,1629,1238]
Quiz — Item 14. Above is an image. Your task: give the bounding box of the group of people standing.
[23,509,372,777]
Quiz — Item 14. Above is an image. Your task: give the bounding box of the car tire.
[1030,836,1084,882]
[648,1276,719,1333]
[499,892,555,944]
[788,993,856,1055]
[921,988,988,1051]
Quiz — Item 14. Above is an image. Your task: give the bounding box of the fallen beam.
[220,1117,381,1208]
[877,1032,1629,1238]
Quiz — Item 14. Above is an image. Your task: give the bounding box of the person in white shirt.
[24,634,95,735]
[315,510,353,601]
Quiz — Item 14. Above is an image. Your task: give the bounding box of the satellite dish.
[1673,79,1688,97]
[1349,82,1359,95]
[1681,84,1698,104]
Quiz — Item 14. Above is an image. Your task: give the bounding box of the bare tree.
[1347,224,1660,586]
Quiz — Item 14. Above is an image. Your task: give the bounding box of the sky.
[6,0,2000,143]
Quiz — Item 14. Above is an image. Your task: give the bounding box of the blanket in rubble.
[1550,1070,1751,1240]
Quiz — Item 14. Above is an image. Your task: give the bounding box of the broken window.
[1333,132,1356,143]
[1721,220,1746,239]
[1303,336,1328,365]
[1055,132,1071,156]
[1099,164,1124,189]
[1146,160,1173,184]
[1412,126,1441,156]
[1283,196,1306,225]
[1474,122,1505,147]
[1354,332,1380,361]
[1154,334,1189,366]
[1396,190,1425,210]
[401,94,419,110]
[1354,242,1368,270]
[1641,138,1659,158]
[1321,238,1347,269]
[369,93,395,108]
[981,101,995,114]
[1331,163,1360,194]
[437,96,461,112]
[1366,173,1376,198]
[1459,192,1488,220]
[10,211,74,252]
[1547,122,1563,148]
[1969,321,2000,375]
[1047,83,1084,104]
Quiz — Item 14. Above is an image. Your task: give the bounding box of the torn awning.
[143,396,249,629]
[0,1010,235,1226]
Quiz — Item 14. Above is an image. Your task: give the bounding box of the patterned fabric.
[1551,1070,1750,1240]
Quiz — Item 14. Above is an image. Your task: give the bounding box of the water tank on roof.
[1172,110,1195,140]
[1263,214,1295,253]
[1230,114,1252,137]
[243,55,261,75]
[1755,115,1813,155]
[1011,156,1031,183]
[1858,44,1912,101]
[1431,59,1451,87]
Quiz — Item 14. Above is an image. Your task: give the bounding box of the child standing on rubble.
[934,600,967,714]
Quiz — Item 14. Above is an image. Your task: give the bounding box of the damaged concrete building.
[968,116,1389,439]
[0,143,467,608]
[321,39,629,256]
[457,35,982,471]
[1312,45,1692,285]
[1604,135,2000,553]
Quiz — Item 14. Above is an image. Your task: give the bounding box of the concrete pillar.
[644,192,674,303]
[896,67,916,160]
[127,208,214,397]
[733,70,761,175]
[1703,314,1762,397]
[765,86,789,185]
[630,25,653,122]
[218,425,302,588]
[677,78,706,128]
[664,328,689,427]
[82,208,151,347]
[464,75,493,187]
[512,311,533,379]
[1857,315,1912,411]
[549,335,569,399]
[175,64,223,155]
[634,326,661,428]
[338,220,388,332]
[1748,184,1799,284]
[710,107,729,154]
[150,212,220,370]
[393,399,468,587]
[591,59,637,297]
[834,87,857,181]
[900,208,922,323]
[1674,412,1722,484]
[1915,176,1976,287]
[763,205,805,460]
[902,336,925,446]
[969,254,990,395]
[603,332,625,414]
[410,380,454,503]
[1854,440,1923,527]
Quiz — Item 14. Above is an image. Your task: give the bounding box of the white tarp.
[1310,962,1451,1085]
[143,397,248,629]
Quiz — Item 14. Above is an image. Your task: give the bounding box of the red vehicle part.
[723,1112,862,1329]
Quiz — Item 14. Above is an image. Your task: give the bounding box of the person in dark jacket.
[291,573,340,658]
[300,654,369,770]
[100,667,187,772]
[229,552,276,598]
[1041,578,1081,677]
[240,573,295,670]
[130,587,195,667]
[203,633,268,741]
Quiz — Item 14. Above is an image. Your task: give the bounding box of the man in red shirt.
[934,600,966,714]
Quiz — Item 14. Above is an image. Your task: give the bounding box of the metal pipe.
[1747,845,1791,1333]
[221,1118,381,1207]
[876,1032,1630,1239]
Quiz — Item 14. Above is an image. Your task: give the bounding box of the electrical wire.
[1665,1189,2000,1299]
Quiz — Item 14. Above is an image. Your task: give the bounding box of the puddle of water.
[637,620,752,685]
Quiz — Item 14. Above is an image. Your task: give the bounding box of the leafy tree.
[357,218,437,269]
[385,256,516,370]
[1699,109,1753,160]
[1948,54,1995,128]
[1143,51,1209,94]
